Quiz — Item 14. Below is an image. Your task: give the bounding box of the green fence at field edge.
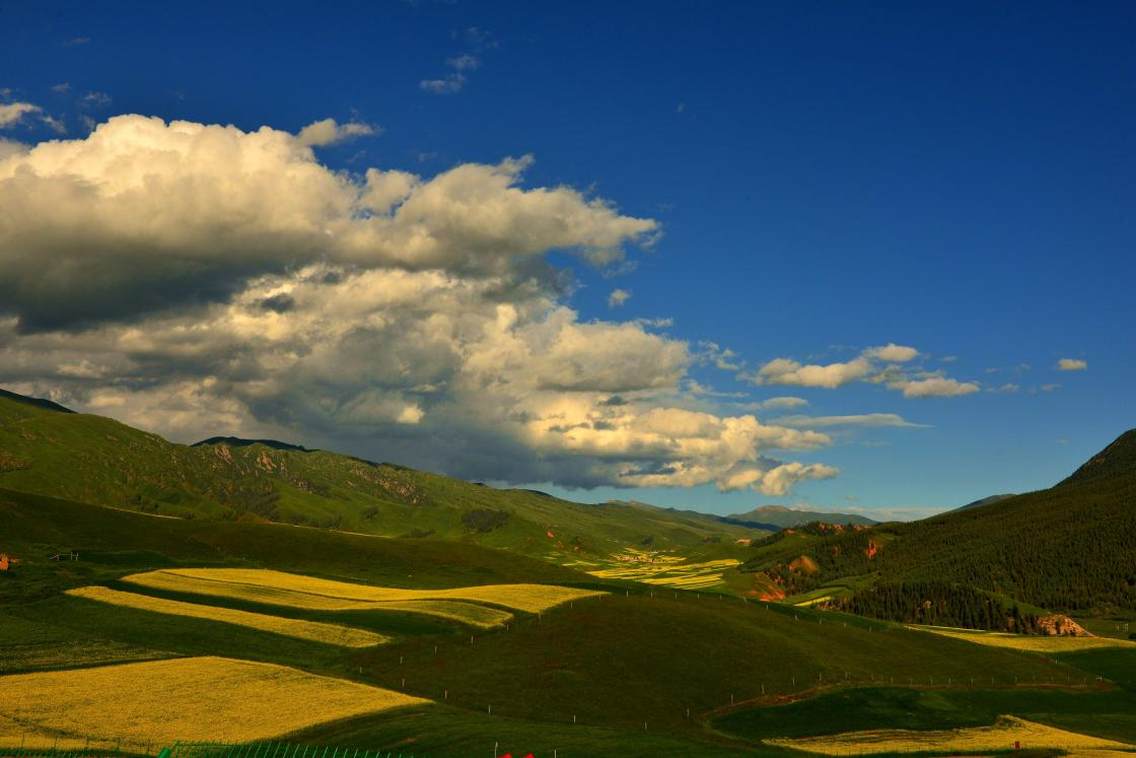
[161,744,415,758]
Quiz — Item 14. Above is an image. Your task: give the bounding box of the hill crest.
[728,504,877,529]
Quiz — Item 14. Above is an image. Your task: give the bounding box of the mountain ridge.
[0,388,764,568]
[739,427,1136,615]
[728,504,878,528]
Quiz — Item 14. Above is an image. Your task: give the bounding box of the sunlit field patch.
[66,586,388,648]
[123,568,603,615]
[793,595,833,607]
[0,656,427,751]
[120,572,513,627]
[912,625,1136,653]
[585,548,738,590]
[766,715,1134,755]
[342,599,513,628]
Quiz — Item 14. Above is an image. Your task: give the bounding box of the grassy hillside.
[0,390,761,570]
[2,487,1103,756]
[0,487,596,603]
[739,429,1136,616]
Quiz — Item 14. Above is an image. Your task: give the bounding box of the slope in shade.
[0,389,764,562]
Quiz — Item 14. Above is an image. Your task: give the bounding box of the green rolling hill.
[0,389,762,571]
[739,429,1136,618]
[0,486,1105,756]
[3,397,1136,754]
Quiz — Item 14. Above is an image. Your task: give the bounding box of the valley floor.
[2,489,1135,757]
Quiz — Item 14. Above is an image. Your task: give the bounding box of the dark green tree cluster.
[831,581,1040,632]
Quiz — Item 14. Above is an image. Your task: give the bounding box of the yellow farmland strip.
[120,571,513,626]
[123,568,604,614]
[587,551,738,590]
[640,575,724,589]
[66,586,388,648]
[910,625,1136,652]
[793,595,833,607]
[345,600,513,628]
[0,656,427,751]
[765,715,1134,755]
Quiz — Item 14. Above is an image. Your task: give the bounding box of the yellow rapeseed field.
[348,599,514,628]
[766,716,1134,755]
[123,568,604,615]
[911,625,1136,652]
[66,586,388,648]
[586,549,738,590]
[120,571,513,627]
[0,656,428,751]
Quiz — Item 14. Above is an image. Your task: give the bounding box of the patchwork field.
[123,568,603,615]
[583,548,739,589]
[4,488,1135,757]
[913,625,1136,653]
[766,715,1134,755]
[0,657,427,751]
[118,573,514,628]
[66,586,388,648]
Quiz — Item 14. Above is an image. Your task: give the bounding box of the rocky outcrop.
[1036,614,1091,637]
[788,555,820,575]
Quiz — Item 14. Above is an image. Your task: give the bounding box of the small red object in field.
[546,530,555,538]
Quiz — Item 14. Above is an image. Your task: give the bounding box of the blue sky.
[1,1,1133,518]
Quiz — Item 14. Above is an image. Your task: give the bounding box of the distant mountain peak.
[727,505,877,528]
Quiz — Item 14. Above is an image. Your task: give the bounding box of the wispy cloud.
[80,91,112,109]
[420,73,466,95]
[422,29,495,94]
[1057,358,1087,371]
[755,396,808,411]
[696,341,741,371]
[0,101,66,134]
[447,54,480,71]
[772,413,927,429]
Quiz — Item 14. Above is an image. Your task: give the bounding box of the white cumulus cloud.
[0,115,657,330]
[295,118,379,147]
[0,113,843,498]
[864,343,919,362]
[750,356,873,389]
